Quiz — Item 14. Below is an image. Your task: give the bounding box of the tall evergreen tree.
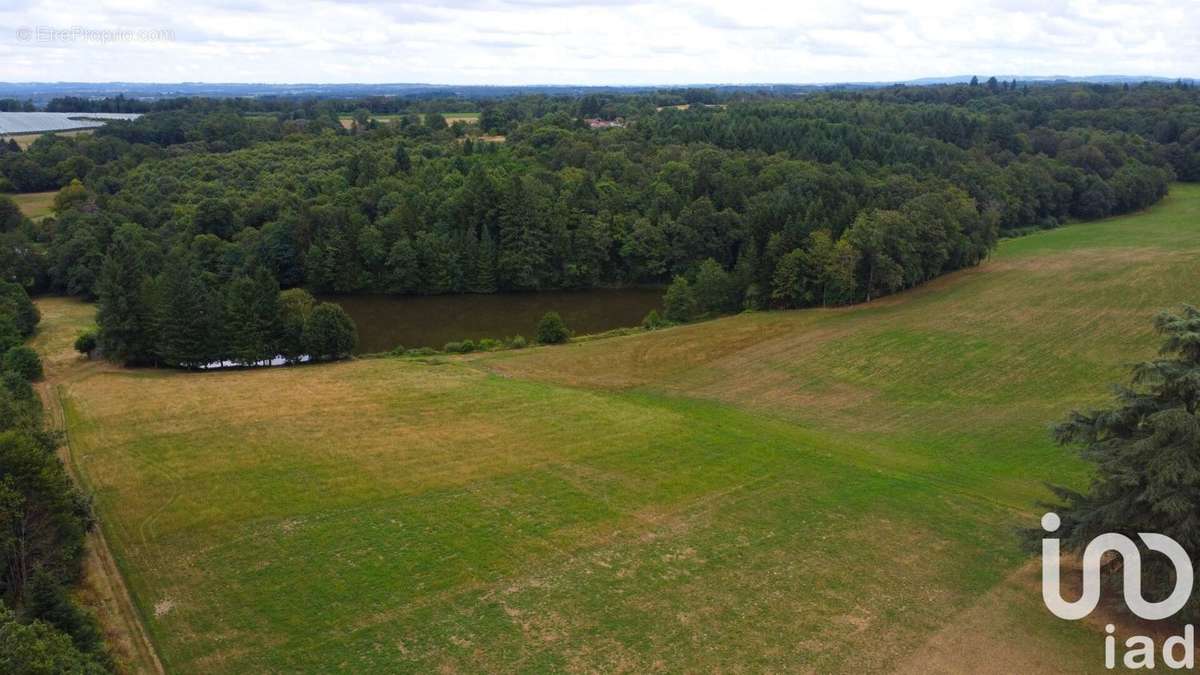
[223,268,281,365]
[1039,306,1200,621]
[156,253,217,368]
[96,225,157,365]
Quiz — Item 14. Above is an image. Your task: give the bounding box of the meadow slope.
[40,184,1200,673]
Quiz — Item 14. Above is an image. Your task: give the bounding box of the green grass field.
[5,190,58,218]
[38,184,1200,672]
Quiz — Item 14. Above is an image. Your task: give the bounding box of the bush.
[443,341,464,353]
[642,309,666,330]
[1,370,34,402]
[302,302,358,361]
[508,335,527,349]
[536,312,570,344]
[73,329,97,356]
[478,338,502,351]
[0,316,20,354]
[405,347,437,357]
[3,346,43,381]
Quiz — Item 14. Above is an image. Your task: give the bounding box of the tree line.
[0,83,1196,360]
[93,224,357,367]
[0,283,110,671]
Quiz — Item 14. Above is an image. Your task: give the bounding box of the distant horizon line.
[0,74,1196,89]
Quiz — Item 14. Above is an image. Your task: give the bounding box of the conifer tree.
[156,253,216,368]
[1042,306,1200,621]
[474,226,498,293]
[223,268,281,365]
[96,226,157,365]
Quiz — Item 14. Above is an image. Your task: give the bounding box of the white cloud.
[0,0,1194,84]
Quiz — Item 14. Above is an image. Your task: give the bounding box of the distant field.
[3,128,96,149]
[4,190,57,218]
[41,184,1200,672]
[338,112,479,129]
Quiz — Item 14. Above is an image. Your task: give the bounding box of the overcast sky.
[0,0,1195,84]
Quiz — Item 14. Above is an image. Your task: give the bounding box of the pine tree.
[394,144,411,173]
[1041,306,1200,621]
[223,268,282,366]
[156,254,216,368]
[474,226,498,293]
[96,226,157,365]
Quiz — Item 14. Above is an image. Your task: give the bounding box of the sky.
[0,0,1195,85]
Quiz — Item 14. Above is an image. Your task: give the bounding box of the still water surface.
[324,288,663,353]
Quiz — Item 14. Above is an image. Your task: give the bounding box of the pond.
[323,288,663,353]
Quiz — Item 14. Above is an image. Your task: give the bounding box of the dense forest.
[1,81,1198,365]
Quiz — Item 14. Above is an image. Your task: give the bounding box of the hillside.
[35,183,1200,672]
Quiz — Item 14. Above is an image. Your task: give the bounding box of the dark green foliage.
[155,254,218,369]
[0,375,40,433]
[72,330,96,357]
[0,197,22,233]
[663,276,698,323]
[535,311,570,344]
[1039,306,1200,621]
[0,316,20,355]
[95,225,157,365]
[303,302,358,361]
[25,571,103,656]
[0,283,38,337]
[642,309,666,330]
[443,340,478,354]
[9,86,1195,362]
[692,259,737,316]
[223,269,282,366]
[2,347,42,382]
[0,429,93,606]
[508,335,527,349]
[277,288,315,363]
[0,602,107,675]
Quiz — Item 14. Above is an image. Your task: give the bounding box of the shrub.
[405,347,437,357]
[508,335,527,349]
[3,346,43,382]
[663,276,698,323]
[460,339,476,353]
[642,309,666,330]
[74,329,98,356]
[0,316,20,354]
[536,312,570,344]
[1,370,33,402]
[478,338,502,351]
[443,341,464,353]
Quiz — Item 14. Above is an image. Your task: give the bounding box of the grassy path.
[29,299,164,675]
[33,184,1200,672]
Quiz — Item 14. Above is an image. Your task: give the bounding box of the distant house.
[584,117,625,129]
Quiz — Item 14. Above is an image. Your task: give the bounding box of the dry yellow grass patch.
[5,190,58,219]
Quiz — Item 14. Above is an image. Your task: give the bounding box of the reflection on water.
[323,288,663,353]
